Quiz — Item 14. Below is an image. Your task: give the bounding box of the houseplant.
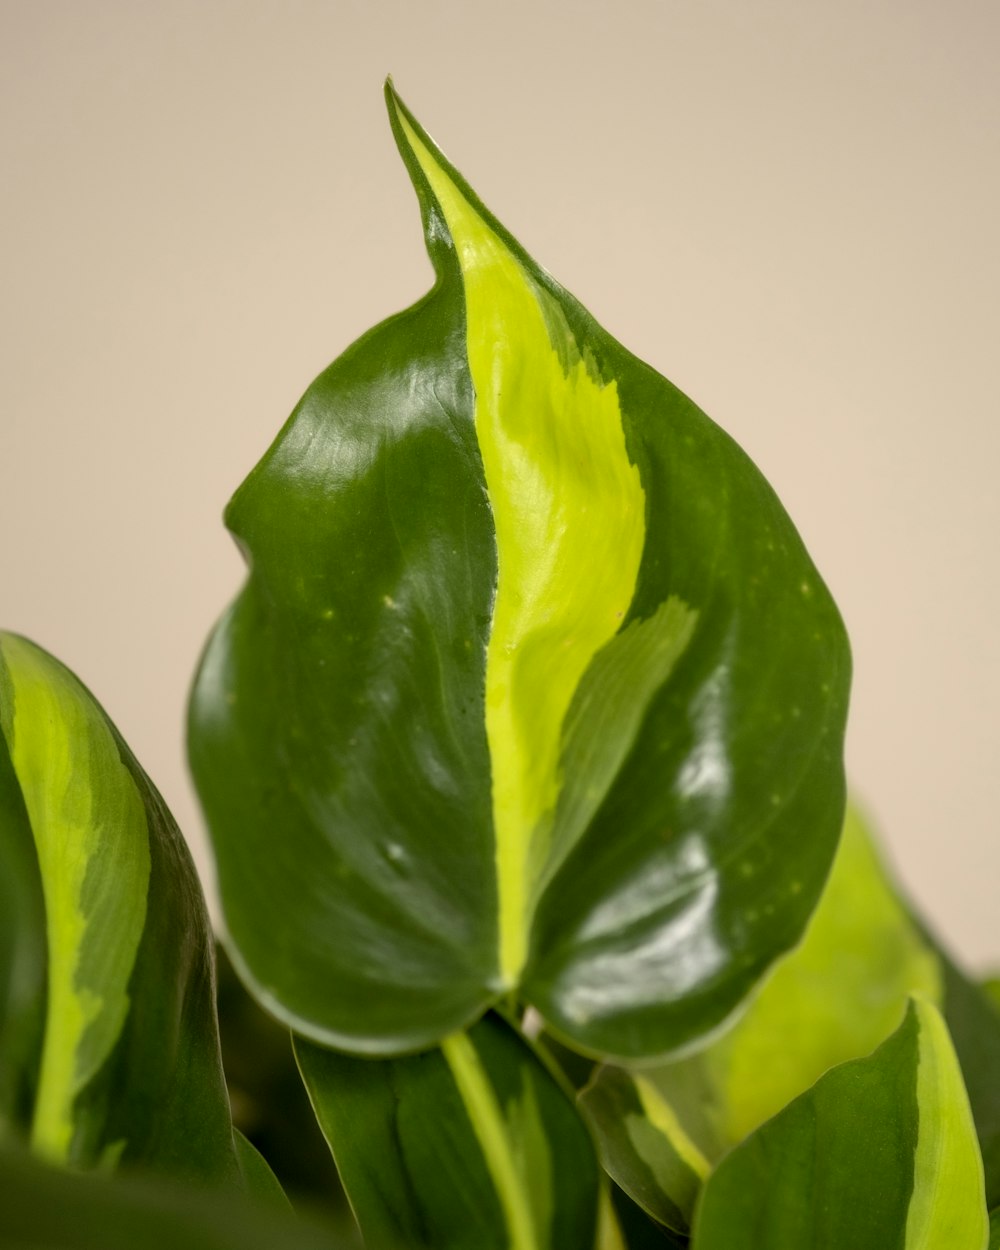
[1,81,998,1249]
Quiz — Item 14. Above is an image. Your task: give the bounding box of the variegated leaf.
[189,82,850,1062]
[583,806,1000,1218]
[296,1012,598,1250]
[0,632,268,1191]
[692,998,989,1248]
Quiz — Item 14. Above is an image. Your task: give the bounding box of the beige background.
[2,2,997,965]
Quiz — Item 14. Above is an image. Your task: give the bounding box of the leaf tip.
[381,79,447,182]
[383,74,413,143]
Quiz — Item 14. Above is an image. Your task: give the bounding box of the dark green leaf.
[0,1145,347,1250]
[215,945,346,1215]
[233,1130,291,1208]
[609,1185,689,1249]
[190,82,849,1062]
[0,633,263,1190]
[296,1012,599,1250]
[691,999,988,1248]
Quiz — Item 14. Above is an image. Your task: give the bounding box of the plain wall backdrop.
[1,1,997,965]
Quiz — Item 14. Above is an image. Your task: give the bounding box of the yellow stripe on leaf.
[399,115,646,986]
[633,1074,710,1183]
[442,1031,543,1250]
[0,634,150,1162]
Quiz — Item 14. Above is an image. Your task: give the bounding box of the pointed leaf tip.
[190,86,850,1061]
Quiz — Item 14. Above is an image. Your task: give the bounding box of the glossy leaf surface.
[296,1012,599,1250]
[640,806,939,1154]
[0,633,254,1187]
[189,83,850,1059]
[587,806,1000,1216]
[692,999,989,1248]
[0,1146,345,1250]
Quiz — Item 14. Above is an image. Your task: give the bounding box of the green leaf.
[0,685,46,1142]
[233,1130,291,1209]
[0,633,257,1188]
[295,1012,599,1250]
[189,82,850,1060]
[215,945,347,1215]
[608,1184,689,1249]
[579,1066,706,1233]
[585,805,1000,1216]
[0,1144,347,1250]
[989,1207,1000,1250]
[981,980,1000,1013]
[627,806,941,1162]
[931,944,1000,1209]
[692,998,989,1249]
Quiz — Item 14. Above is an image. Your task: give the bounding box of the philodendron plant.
[1,82,998,1250]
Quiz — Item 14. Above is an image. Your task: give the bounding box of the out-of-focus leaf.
[215,945,346,1215]
[981,979,1000,1014]
[579,1067,705,1233]
[0,633,263,1190]
[692,998,989,1248]
[189,80,849,1063]
[935,954,1000,1207]
[610,1186,689,1249]
[587,806,1000,1216]
[233,1130,290,1208]
[639,806,939,1154]
[296,1012,599,1250]
[0,1145,347,1250]
[0,693,46,1141]
[989,1206,1000,1250]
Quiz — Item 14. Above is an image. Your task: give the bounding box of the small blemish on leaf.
[383,842,406,866]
